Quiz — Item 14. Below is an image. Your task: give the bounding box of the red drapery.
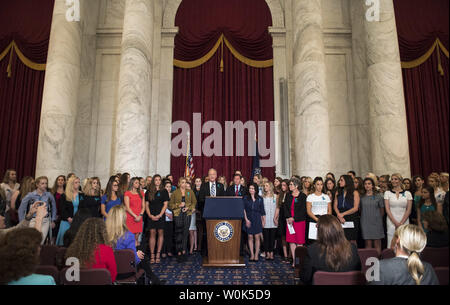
[394,0,449,177]
[0,0,54,181]
[171,0,275,182]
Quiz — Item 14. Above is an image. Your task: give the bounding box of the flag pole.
[185,131,190,177]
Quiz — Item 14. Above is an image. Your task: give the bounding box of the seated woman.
[300,214,361,285]
[422,211,449,248]
[105,205,163,284]
[66,218,117,282]
[0,228,56,285]
[370,224,439,285]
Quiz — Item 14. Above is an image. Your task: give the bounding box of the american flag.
[185,140,195,178]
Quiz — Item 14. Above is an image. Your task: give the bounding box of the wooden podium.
[202,196,246,267]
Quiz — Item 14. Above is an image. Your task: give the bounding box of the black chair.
[35,265,59,284]
[114,249,145,285]
[422,247,449,267]
[60,268,112,285]
[313,271,366,285]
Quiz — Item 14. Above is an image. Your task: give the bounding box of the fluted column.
[293,0,330,177]
[114,0,153,177]
[36,0,82,182]
[364,0,411,177]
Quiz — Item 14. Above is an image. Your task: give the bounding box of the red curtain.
[171,0,275,182]
[0,0,54,181]
[394,0,449,177]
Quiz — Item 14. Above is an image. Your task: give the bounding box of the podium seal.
[214,221,234,242]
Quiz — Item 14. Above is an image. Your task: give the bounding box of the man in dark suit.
[198,168,225,256]
[225,174,248,197]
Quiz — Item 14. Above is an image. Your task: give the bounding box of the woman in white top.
[428,173,446,208]
[384,173,413,248]
[262,181,277,260]
[306,177,332,242]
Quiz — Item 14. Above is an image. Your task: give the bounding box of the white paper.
[311,202,328,216]
[342,221,355,228]
[287,223,296,235]
[308,222,318,240]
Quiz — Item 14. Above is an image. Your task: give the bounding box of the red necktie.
[235,186,239,196]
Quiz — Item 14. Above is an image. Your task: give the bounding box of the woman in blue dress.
[100,176,122,219]
[243,183,266,262]
[56,176,82,245]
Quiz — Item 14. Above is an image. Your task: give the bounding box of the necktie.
[211,183,216,197]
[235,185,239,196]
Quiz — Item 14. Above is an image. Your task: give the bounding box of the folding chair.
[114,249,145,285]
[60,268,112,285]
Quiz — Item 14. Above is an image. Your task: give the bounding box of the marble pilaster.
[113,0,154,177]
[293,0,331,177]
[364,0,411,177]
[35,0,82,182]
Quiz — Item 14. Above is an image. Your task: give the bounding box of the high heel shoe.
[150,253,155,264]
[155,252,161,263]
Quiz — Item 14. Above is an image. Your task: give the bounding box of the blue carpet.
[151,254,295,285]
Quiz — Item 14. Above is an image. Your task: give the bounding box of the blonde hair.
[263,181,274,198]
[396,224,427,285]
[391,173,404,190]
[303,177,313,195]
[65,176,80,202]
[83,178,100,196]
[105,205,128,247]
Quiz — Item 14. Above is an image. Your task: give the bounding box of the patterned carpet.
[151,253,295,285]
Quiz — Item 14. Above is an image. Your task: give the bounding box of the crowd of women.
[0,168,448,285]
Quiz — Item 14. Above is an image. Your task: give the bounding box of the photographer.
[18,177,57,244]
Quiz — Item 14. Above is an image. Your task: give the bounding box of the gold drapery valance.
[0,41,46,77]
[173,34,273,72]
[401,38,449,76]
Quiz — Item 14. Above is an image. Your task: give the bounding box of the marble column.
[114,0,154,177]
[351,0,371,176]
[293,0,330,177]
[364,0,411,177]
[35,0,82,182]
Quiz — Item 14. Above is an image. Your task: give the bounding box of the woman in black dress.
[274,179,290,262]
[145,174,169,263]
[80,178,102,218]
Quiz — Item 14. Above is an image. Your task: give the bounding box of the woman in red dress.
[124,177,145,245]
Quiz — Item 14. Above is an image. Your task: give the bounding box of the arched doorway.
[170,0,276,181]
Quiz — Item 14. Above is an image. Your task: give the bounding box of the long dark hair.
[313,177,325,194]
[247,183,260,200]
[418,185,437,210]
[51,175,66,194]
[119,173,130,195]
[148,174,162,201]
[337,175,355,202]
[324,177,337,202]
[105,176,120,202]
[317,215,353,271]
[66,218,109,267]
